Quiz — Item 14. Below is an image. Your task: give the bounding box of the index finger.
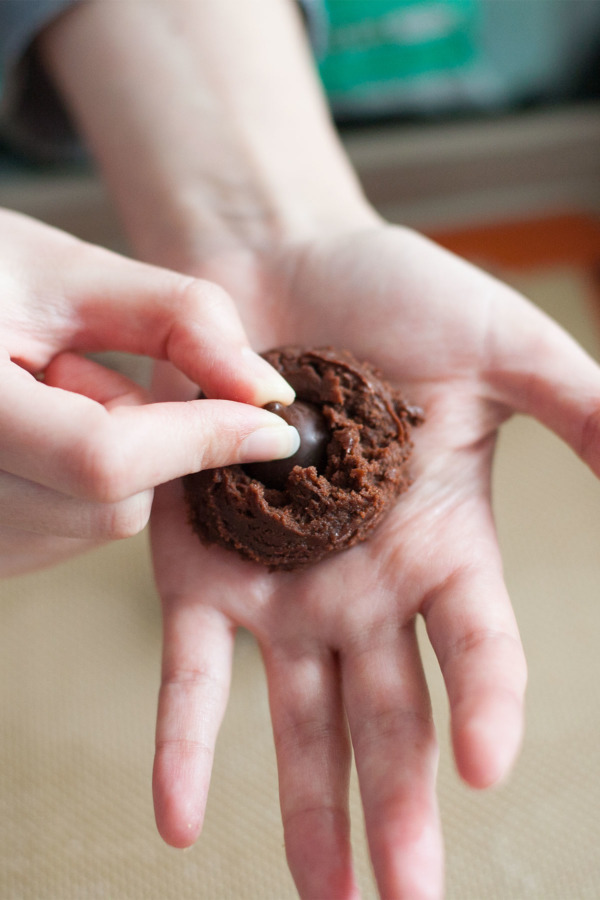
[7,211,294,407]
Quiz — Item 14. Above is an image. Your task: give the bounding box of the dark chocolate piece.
[183,346,422,570]
[243,400,329,490]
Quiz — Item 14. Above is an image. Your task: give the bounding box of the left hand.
[150,222,600,899]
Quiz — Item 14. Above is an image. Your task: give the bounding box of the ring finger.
[262,642,359,900]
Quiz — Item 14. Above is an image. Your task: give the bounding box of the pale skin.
[37,1,600,897]
[0,209,298,577]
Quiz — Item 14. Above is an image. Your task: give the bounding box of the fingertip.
[155,813,203,850]
[370,810,444,900]
[240,347,296,407]
[157,825,202,851]
[239,418,300,463]
[453,703,524,789]
[152,753,205,849]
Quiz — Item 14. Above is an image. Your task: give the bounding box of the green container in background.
[317,0,479,116]
[312,0,600,120]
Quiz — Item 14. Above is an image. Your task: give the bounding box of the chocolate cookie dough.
[183,347,422,570]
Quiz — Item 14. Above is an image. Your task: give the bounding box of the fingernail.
[240,422,300,463]
[241,347,296,406]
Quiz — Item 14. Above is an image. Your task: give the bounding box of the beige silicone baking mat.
[2,230,600,899]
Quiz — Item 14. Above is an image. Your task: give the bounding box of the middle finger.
[262,641,359,900]
[342,617,443,900]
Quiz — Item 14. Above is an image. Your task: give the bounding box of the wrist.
[38,0,378,268]
[131,143,378,272]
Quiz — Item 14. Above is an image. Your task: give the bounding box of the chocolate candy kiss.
[244,400,329,490]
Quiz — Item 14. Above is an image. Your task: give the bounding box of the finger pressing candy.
[184,346,422,570]
[243,400,329,489]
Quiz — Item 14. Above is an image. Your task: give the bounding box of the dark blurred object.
[575,30,600,100]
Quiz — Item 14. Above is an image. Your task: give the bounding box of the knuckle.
[75,424,130,503]
[162,665,220,689]
[580,403,600,465]
[189,278,231,314]
[283,803,350,838]
[440,628,528,709]
[154,736,213,761]
[159,665,225,712]
[442,627,525,674]
[274,713,337,758]
[192,431,223,473]
[165,278,240,376]
[173,277,232,327]
[353,707,434,757]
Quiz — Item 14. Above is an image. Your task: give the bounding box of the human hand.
[0,209,297,577]
[150,223,600,899]
[37,0,600,892]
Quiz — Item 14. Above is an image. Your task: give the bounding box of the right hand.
[0,208,296,576]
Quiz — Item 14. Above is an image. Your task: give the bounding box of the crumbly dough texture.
[183,346,422,570]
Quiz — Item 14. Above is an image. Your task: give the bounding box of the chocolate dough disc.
[183,346,422,570]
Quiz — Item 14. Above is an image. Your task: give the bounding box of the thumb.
[485,288,600,475]
[0,353,299,502]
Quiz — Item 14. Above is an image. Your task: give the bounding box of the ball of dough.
[183,346,422,570]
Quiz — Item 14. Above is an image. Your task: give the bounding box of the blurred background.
[2,2,600,898]
[1,0,599,238]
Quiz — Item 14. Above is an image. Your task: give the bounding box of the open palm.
[151,224,600,899]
